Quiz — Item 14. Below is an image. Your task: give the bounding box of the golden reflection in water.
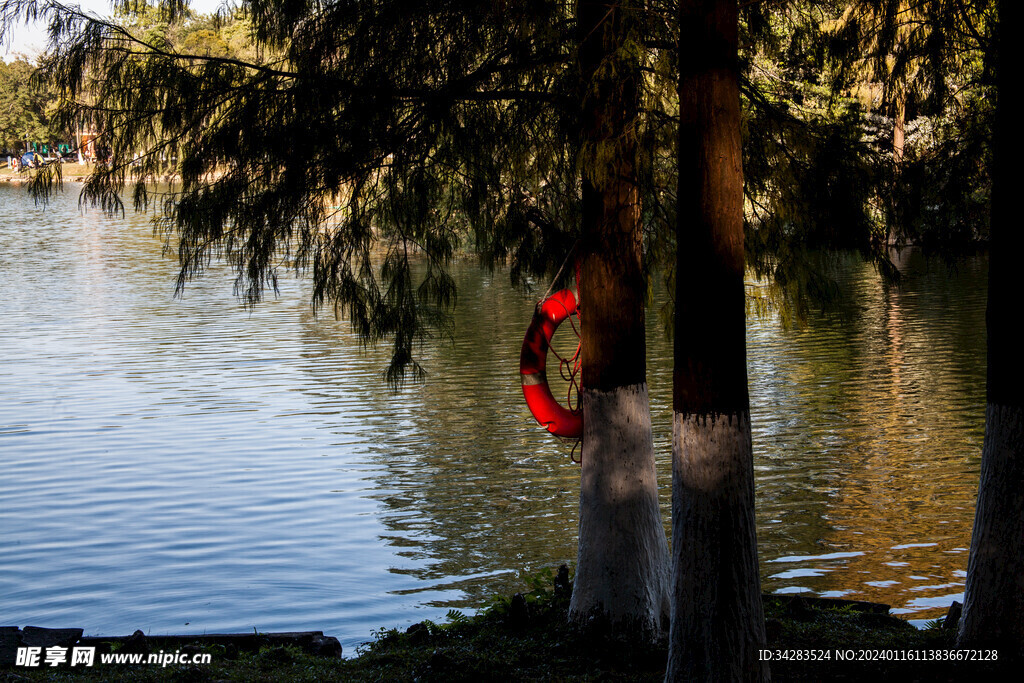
[754,251,984,620]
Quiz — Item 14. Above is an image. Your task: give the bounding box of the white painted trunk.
[569,382,670,636]
[958,402,1024,649]
[666,412,768,682]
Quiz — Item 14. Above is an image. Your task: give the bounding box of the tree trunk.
[667,1,768,680]
[568,0,670,639]
[958,0,1024,653]
[888,83,906,247]
[893,87,906,166]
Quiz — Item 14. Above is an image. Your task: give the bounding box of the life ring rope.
[546,299,582,404]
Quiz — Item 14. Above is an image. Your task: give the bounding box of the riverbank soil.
[1,572,1011,682]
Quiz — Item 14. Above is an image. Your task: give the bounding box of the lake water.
[0,184,986,652]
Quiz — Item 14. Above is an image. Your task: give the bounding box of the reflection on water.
[748,251,985,621]
[0,185,985,651]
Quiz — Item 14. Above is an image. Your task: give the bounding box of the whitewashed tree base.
[958,402,1024,649]
[569,382,670,637]
[666,411,768,682]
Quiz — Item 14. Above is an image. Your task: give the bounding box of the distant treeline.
[1,4,260,154]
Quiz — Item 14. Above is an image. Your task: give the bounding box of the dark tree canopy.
[0,0,998,369]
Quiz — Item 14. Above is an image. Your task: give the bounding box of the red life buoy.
[520,289,583,438]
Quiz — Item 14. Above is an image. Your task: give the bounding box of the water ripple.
[1,186,986,650]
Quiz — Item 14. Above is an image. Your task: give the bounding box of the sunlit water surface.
[0,185,986,652]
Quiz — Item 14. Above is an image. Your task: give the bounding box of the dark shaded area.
[4,573,1014,681]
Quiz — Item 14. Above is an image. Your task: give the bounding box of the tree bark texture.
[569,0,670,637]
[958,0,1024,653]
[959,405,1024,650]
[669,414,767,681]
[667,1,768,680]
[573,384,671,633]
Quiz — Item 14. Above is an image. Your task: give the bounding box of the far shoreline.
[2,163,93,184]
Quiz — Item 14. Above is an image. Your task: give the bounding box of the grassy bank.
[3,570,1010,682]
